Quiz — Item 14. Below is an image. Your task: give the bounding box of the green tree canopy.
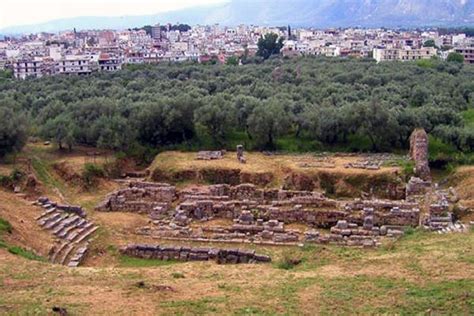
[247,100,291,149]
[447,52,464,63]
[0,107,27,157]
[257,33,284,60]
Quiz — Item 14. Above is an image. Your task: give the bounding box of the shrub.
[0,169,24,189]
[0,218,13,234]
[276,252,303,270]
[82,163,105,188]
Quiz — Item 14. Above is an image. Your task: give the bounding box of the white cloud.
[0,0,227,29]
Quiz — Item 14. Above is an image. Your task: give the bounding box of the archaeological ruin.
[87,129,467,266]
[120,244,271,264]
[34,197,98,267]
[28,129,469,267]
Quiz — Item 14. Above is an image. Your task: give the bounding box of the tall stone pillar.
[409,129,431,181]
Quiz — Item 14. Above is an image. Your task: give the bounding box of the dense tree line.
[0,56,473,159]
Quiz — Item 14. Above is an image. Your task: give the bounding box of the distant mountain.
[1,0,473,35]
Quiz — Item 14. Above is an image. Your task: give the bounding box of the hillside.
[0,142,473,314]
[0,190,53,256]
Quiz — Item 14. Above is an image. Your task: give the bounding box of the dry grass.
[0,229,473,315]
[25,143,115,173]
[151,151,400,176]
[0,190,53,256]
[452,166,474,209]
[0,165,14,176]
[150,151,402,192]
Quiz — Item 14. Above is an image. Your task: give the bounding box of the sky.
[0,0,227,29]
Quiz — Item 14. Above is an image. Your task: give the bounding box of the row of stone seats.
[35,197,98,267]
[120,244,271,264]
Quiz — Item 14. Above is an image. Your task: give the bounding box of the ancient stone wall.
[409,129,431,181]
[120,244,271,264]
[175,184,419,227]
[406,177,431,198]
[95,181,175,214]
[38,197,86,218]
[343,199,420,227]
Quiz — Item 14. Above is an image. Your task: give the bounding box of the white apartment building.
[373,47,437,62]
[12,58,52,79]
[56,55,95,75]
[321,45,341,57]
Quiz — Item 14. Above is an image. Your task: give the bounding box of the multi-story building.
[98,53,122,71]
[12,58,53,79]
[373,47,436,62]
[151,24,161,40]
[56,55,96,75]
[455,47,474,64]
[4,25,472,79]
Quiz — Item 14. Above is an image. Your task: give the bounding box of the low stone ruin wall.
[343,199,420,227]
[266,208,345,228]
[406,177,431,198]
[37,197,86,218]
[207,183,329,203]
[176,191,419,228]
[96,182,175,214]
[196,150,225,160]
[120,244,271,264]
[96,182,421,228]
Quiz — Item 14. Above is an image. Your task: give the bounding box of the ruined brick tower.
[409,128,431,181]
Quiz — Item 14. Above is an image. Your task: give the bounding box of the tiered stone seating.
[35,197,98,267]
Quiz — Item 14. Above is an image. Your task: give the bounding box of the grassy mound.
[149,151,404,198]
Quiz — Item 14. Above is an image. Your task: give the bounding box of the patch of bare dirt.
[0,190,53,255]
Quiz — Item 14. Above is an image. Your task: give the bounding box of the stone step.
[75,218,87,228]
[430,216,452,223]
[430,221,450,228]
[44,214,70,230]
[67,245,89,267]
[74,226,98,244]
[52,220,69,235]
[53,215,86,235]
[59,244,76,265]
[57,224,78,239]
[35,207,57,221]
[50,241,69,263]
[38,213,61,227]
[63,221,94,242]
[55,216,81,238]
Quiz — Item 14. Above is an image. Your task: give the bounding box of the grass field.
[0,229,473,315]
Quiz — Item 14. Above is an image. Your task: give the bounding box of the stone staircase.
[35,197,98,267]
[424,213,469,234]
[435,222,469,234]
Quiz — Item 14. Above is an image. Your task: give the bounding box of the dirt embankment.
[53,161,83,185]
[449,166,474,213]
[0,190,53,256]
[150,151,405,199]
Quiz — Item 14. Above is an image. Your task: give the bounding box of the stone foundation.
[120,244,271,264]
[96,181,176,214]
